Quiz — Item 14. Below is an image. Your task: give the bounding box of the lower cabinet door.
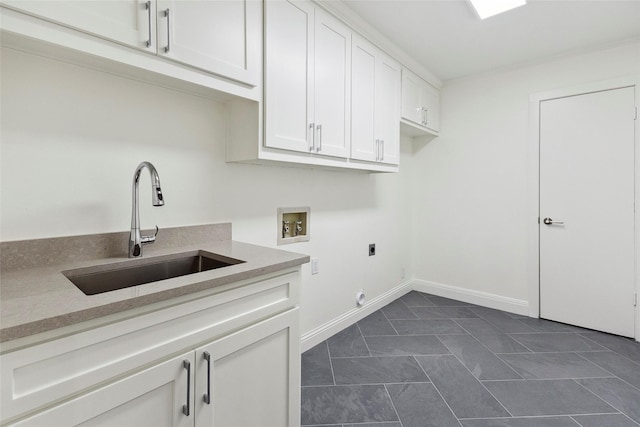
[12,352,195,427]
[194,309,300,427]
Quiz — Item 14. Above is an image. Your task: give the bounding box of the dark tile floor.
[301,291,640,427]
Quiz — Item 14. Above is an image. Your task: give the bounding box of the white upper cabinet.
[376,53,401,164]
[265,0,351,159]
[351,35,400,165]
[401,68,440,133]
[1,0,260,87]
[1,1,154,51]
[312,9,351,158]
[350,36,377,162]
[156,0,259,86]
[264,0,314,153]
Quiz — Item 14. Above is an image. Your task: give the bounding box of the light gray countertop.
[0,224,309,343]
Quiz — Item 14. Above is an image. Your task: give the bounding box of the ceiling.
[341,0,640,81]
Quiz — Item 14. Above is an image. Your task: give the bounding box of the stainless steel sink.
[63,251,245,295]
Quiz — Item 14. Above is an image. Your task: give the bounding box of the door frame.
[527,76,640,341]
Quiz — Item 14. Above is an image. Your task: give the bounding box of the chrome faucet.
[129,161,164,258]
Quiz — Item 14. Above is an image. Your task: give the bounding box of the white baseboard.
[300,279,530,352]
[411,279,529,316]
[300,280,413,352]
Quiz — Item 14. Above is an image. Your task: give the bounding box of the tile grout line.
[571,413,640,427]
[355,322,372,358]
[432,350,515,418]
[478,376,618,383]
[330,353,451,360]
[570,377,634,420]
[382,383,404,427]
[573,351,640,393]
[301,381,437,388]
[411,354,465,427]
[380,306,401,336]
[578,333,640,367]
[324,340,337,386]
[451,333,524,379]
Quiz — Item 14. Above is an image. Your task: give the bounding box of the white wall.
[413,41,640,305]
[0,47,414,336]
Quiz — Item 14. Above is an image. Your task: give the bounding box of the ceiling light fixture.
[468,0,526,19]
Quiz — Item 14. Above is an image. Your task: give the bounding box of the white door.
[264,0,314,153]
[539,86,636,337]
[401,69,423,125]
[376,54,401,165]
[350,35,377,162]
[421,82,440,133]
[195,309,300,427]
[13,352,194,427]
[313,9,351,158]
[156,0,259,86]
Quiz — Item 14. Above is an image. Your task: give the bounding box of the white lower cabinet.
[12,310,298,427]
[12,351,194,427]
[195,310,299,427]
[1,270,301,427]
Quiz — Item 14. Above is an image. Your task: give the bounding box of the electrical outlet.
[369,244,376,256]
[311,258,319,275]
[401,267,406,280]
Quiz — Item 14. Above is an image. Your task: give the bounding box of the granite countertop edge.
[0,238,309,344]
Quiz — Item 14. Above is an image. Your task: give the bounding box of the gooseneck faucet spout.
[129,161,164,258]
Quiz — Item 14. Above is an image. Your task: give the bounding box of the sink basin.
[63,251,245,295]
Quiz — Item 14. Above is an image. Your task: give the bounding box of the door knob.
[543,217,564,225]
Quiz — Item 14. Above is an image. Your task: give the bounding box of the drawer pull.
[182,359,191,416]
[145,1,151,48]
[163,8,171,53]
[203,351,211,405]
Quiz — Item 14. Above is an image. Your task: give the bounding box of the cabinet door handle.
[380,139,384,161]
[375,139,380,161]
[316,124,322,152]
[182,359,191,416]
[203,351,211,405]
[309,123,315,151]
[145,1,152,48]
[424,108,428,126]
[163,8,171,53]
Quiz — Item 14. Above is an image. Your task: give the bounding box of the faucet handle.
[141,225,159,245]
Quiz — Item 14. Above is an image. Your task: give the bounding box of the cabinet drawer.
[1,270,299,423]
[10,351,194,427]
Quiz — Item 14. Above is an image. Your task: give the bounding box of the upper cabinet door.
[376,54,401,165]
[350,35,377,162]
[156,0,260,86]
[2,0,155,52]
[312,9,351,158]
[350,35,400,165]
[421,82,440,132]
[401,68,440,133]
[264,0,314,153]
[401,70,423,125]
